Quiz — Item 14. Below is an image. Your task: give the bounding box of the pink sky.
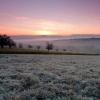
[0,0,100,36]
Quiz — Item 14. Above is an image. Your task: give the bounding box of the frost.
[0,54,100,100]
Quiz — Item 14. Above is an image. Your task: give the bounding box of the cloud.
[15,16,29,20]
[0,13,30,20]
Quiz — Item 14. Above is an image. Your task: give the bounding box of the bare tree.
[63,49,66,51]
[36,45,41,51]
[18,43,23,48]
[28,45,33,48]
[46,42,53,51]
[55,48,59,51]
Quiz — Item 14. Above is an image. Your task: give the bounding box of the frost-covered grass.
[0,54,100,100]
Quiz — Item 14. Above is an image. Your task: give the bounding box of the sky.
[0,0,100,36]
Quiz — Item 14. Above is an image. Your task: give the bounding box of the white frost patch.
[0,54,100,100]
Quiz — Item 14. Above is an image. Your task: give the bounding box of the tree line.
[0,34,54,51]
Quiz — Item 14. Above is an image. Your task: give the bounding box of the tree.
[8,38,16,48]
[0,34,16,48]
[18,43,23,48]
[46,42,53,51]
[36,45,41,51]
[55,48,59,51]
[63,49,66,51]
[28,45,33,48]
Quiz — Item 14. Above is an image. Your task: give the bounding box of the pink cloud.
[0,13,29,21]
[15,16,29,20]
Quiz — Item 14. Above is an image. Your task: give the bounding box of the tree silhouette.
[63,49,66,51]
[0,34,16,48]
[28,45,33,48]
[46,42,53,51]
[18,43,23,48]
[36,45,41,51]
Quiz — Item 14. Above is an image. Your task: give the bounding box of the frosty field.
[0,54,100,100]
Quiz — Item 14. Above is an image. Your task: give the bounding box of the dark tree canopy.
[28,45,33,48]
[46,42,53,51]
[0,34,16,48]
[36,45,41,51]
[18,43,23,48]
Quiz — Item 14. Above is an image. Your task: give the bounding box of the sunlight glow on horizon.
[35,30,55,36]
[0,17,100,36]
[0,0,100,36]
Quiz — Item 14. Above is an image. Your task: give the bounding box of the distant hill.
[71,37,100,41]
[11,34,100,40]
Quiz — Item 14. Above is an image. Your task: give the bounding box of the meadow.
[0,48,99,56]
[0,54,100,100]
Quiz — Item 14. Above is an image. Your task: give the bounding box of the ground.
[0,54,100,100]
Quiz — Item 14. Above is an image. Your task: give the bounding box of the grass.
[0,54,100,100]
[0,48,99,55]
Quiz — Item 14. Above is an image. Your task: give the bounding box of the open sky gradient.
[0,0,100,36]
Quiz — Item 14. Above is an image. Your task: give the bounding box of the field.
[0,48,99,56]
[0,54,100,100]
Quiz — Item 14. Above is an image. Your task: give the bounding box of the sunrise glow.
[35,30,54,36]
[0,0,100,36]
